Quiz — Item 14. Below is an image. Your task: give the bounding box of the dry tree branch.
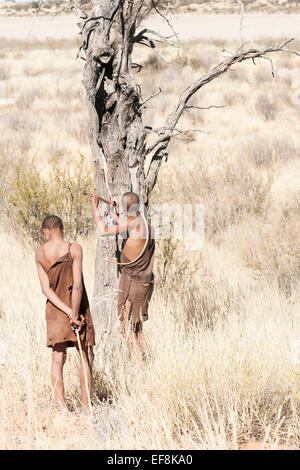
[134,28,176,46]
[70,1,299,201]
[184,104,226,112]
[132,62,143,72]
[151,0,179,42]
[146,126,209,147]
[134,28,179,65]
[149,39,172,63]
[69,0,89,19]
[144,39,300,195]
[139,87,162,108]
[260,55,275,77]
[51,3,74,19]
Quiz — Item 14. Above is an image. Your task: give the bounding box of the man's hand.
[70,315,85,333]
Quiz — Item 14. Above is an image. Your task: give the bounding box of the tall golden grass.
[0,36,299,449]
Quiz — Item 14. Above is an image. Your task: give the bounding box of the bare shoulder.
[69,242,83,257]
[35,244,47,263]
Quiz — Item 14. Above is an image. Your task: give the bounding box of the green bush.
[4,155,94,245]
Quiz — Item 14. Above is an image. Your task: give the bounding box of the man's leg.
[133,326,146,361]
[51,342,67,409]
[121,299,136,351]
[121,301,145,360]
[73,340,92,413]
[131,283,152,360]
[137,332,146,359]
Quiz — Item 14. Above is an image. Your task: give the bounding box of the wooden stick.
[73,326,93,415]
[98,195,116,206]
[83,191,116,206]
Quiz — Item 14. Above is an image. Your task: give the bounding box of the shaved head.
[121,192,140,212]
[42,215,63,231]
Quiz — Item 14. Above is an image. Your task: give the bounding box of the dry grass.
[0,230,298,449]
[0,34,299,449]
[255,92,279,121]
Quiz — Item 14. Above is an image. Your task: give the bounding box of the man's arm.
[35,252,72,317]
[70,243,83,326]
[92,193,128,237]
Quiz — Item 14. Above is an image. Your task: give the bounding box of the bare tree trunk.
[81,1,147,319]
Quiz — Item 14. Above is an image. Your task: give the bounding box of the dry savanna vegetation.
[2,0,300,16]
[0,23,299,449]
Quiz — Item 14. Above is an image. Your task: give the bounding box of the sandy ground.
[0,14,299,41]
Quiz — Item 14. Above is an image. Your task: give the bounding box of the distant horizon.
[0,0,67,3]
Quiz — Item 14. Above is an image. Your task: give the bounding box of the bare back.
[36,239,73,273]
[122,217,151,262]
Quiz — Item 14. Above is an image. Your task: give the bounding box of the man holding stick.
[92,192,155,360]
[36,215,95,412]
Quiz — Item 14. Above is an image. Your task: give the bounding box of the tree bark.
[81,1,147,319]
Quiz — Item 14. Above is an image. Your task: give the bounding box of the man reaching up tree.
[92,193,155,360]
[36,216,95,412]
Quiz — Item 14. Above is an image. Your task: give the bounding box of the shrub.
[3,155,94,245]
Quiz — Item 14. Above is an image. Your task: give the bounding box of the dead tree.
[69,0,298,319]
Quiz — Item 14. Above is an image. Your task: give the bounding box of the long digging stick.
[72,324,93,416]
